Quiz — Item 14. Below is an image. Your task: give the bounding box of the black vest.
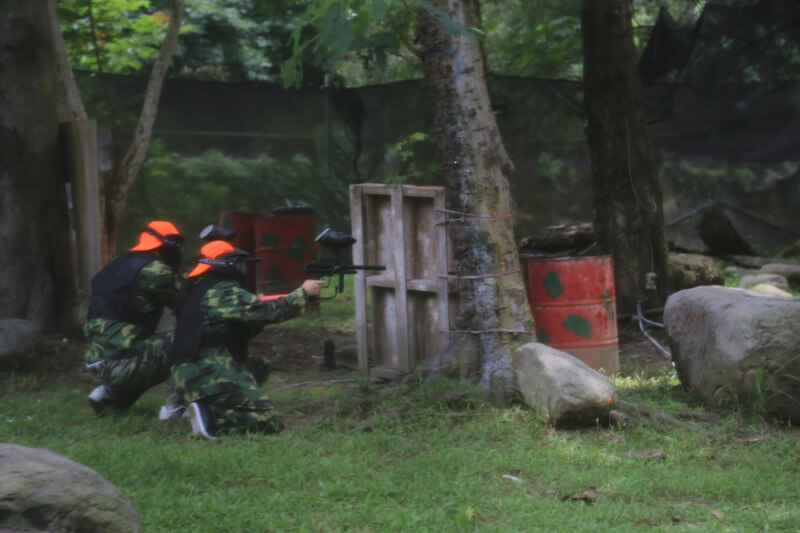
[87,252,163,336]
[168,273,249,365]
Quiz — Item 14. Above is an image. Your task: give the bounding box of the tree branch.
[387,12,422,59]
[107,0,184,232]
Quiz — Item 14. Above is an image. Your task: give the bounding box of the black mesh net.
[77,0,800,256]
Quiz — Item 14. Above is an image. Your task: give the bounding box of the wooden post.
[61,119,102,303]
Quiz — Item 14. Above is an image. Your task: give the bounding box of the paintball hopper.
[199,224,237,243]
[315,227,356,250]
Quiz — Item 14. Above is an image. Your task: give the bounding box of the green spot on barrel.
[542,270,563,300]
[563,314,593,339]
[288,235,307,262]
[222,218,231,229]
[267,265,285,284]
[537,328,549,345]
[261,233,279,248]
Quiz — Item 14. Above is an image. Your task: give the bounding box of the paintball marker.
[303,228,385,299]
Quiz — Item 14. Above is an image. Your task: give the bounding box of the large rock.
[0,319,44,371]
[759,263,800,288]
[0,444,141,533]
[749,284,794,299]
[667,252,724,293]
[513,343,616,427]
[738,273,789,290]
[664,286,800,420]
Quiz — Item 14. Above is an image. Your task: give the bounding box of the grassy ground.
[3,275,800,532]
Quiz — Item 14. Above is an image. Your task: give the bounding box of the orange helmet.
[188,240,250,278]
[130,221,183,252]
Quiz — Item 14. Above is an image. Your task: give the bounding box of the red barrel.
[218,211,257,254]
[253,207,319,295]
[523,254,619,374]
[219,211,258,289]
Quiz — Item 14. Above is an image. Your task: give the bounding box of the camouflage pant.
[170,349,284,435]
[86,332,178,409]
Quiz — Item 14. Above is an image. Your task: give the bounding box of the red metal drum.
[218,211,257,253]
[523,254,619,374]
[253,207,319,295]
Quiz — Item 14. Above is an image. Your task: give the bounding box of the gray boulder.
[749,284,794,299]
[759,263,800,288]
[667,252,724,293]
[738,273,789,290]
[664,286,800,420]
[513,343,616,427]
[0,444,141,533]
[724,265,758,279]
[0,319,43,371]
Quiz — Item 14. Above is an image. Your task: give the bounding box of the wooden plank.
[406,279,439,292]
[369,366,401,380]
[350,185,369,375]
[357,183,393,196]
[434,187,451,352]
[61,119,102,298]
[390,186,410,371]
[364,275,397,288]
[401,184,440,198]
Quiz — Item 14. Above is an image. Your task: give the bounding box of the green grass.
[3,365,800,532]
[4,274,800,531]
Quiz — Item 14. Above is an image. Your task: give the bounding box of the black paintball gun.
[303,228,386,299]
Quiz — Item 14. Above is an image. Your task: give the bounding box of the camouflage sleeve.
[203,281,307,334]
[136,259,179,311]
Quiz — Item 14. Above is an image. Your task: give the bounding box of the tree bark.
[101,0,184,261]
[581,0,668,314]
[417,0,535,404]
[0,0,81,329]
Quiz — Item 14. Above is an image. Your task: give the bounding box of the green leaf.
[414,0,477,42]
[368,0,390,20]
[318,3,354,60]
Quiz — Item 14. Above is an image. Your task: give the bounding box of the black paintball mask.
[197,249,253,286]
[144,226,184,271]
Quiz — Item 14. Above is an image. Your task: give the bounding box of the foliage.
[3,353,800,531]
[154,0,315,82]
[482,0,582,78]
[663,159,760,197]
[718,260,742,287]
[282,0,479,88]
[120,141,352,253]
[58,0,171,74]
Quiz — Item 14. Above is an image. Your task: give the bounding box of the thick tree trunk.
[581,0,668,314]
[0,0,82,329]
[101,0,184,261]
[418,0,535,403]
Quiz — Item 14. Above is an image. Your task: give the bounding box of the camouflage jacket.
[84,259,179,362]
[198,281,306,344]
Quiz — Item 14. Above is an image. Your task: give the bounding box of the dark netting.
[76,0,800,256]
[639,0,800,253]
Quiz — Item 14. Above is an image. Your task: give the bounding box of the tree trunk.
[417,0,535,404]
[581,0,668,314]
[0,0,83,329]
[101,0,184,261]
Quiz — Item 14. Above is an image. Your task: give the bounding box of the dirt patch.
[28,321,671,383]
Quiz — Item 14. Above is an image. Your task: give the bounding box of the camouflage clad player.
[169,240,323,439]
[85,221,185,416]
